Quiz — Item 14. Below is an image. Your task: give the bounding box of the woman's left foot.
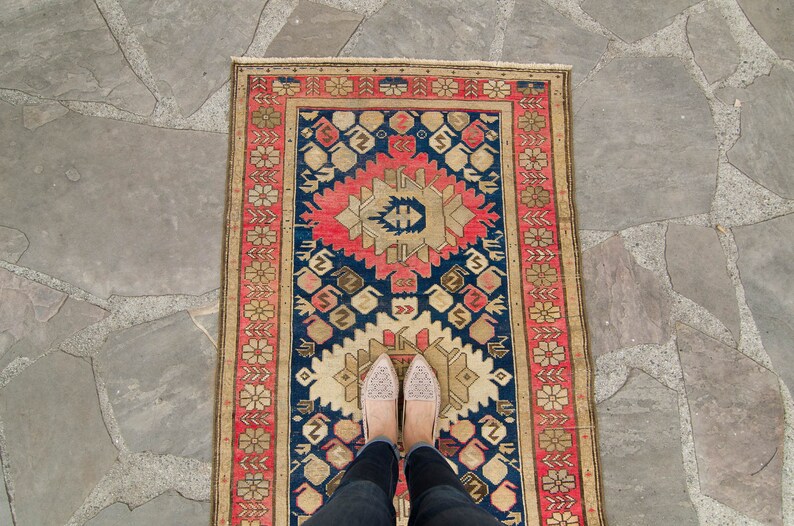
[360,353,399,444]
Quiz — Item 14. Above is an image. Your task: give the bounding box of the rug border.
[211,57,605,526]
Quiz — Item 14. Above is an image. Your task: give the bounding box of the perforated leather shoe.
[402,354,441,444]
[360,353,399,442]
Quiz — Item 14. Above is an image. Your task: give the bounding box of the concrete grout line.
[0,261,109,310]
[780,385,794,523]
[92,359,130,456]
[244,0,299,58]
[0,419,18,526]
[66,452,212,525]
[488,0,516,62]
[93,0,163,105]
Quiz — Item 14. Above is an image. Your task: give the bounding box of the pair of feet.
[362,354,440,452]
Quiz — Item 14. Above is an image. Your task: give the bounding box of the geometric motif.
[213,59,605,526]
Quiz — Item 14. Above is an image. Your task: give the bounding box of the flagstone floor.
[1,0,793,525]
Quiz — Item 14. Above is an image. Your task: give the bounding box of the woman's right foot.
[402,354,441,452]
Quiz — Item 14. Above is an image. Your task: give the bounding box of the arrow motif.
[246,247,277,261]
[528,287,558,301]
[248,209,278,225]
[244,322,274,338]
[306,76,320,95]
[538,413,570,426]
[250,77,268,91]
[251,129,279,144]
[250,169,277,183]
[245,283,275,300]
[535,367,567,383]
[393,305,415,314]
[296,400,314,415]
[437,438,460,456]
[391,137,413,152]
[239,454,270,471]
[241,366,272,382]
[487,336,510,358]
[464,79,479,98]
[252,93,277,104]
[412,77,428,96]
[296,339,315,358]
[359,77,374,95]
[521,210,552,226]
[545,495,576,510]
[542,453,574,468]
[531,326,563,340]
[239,411,271,426]
[519,133,547,146]
[519,97,544,109]
[524,249,555,262]
[521,170,548,185]
[504,512,523,526]
[238,502,269,517]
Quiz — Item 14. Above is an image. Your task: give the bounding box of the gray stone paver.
[84,492,210,526]
[347,0,500,60]
[118,0,266,116]
[734,214,794,393]
[686,7,741,84]
[0,101,227,298]
[0,0,155,115]
[98,312,217,461]
[0,1,792,525]
[582,236,671,358]
[266,0,363,58]
[574,57,718,230]
[0,352,118,525]
[502,0,608,84]
[666,224,741,341]
[718,67,794,199]
[679,324,785,524]
[597,370,698,525]
[581,0,700,42]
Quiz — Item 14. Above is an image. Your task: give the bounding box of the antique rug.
[213,58,604,526]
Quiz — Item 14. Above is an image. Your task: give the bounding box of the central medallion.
[303,152,497,279]
[371,195,427,234]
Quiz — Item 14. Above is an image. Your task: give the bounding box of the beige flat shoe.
[360,353,399,442]
[402,354,441,444]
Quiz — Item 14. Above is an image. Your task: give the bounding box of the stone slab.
[736,0,794,60]
[686,7,741,83]
[0,473,11,526]
[99,312,217,461]
[0,226,29,263]
[582,236,671,357]
[347,0,499,60]
[86,492,210,526]
[678,324,784,525]
[0,101,227,298]
[575,58,717,230]
[119,0,265,115]
[22,102,71,131]
[597,370,697,525]
[733,213,794,391]
[718,67,794,199]
[0,351,118,526]
[266,0,363,58]
[0,0,154,114]
[1,294,108,371]
[502,0,608,85]
[666,224,740,340]
[581,0,699,42]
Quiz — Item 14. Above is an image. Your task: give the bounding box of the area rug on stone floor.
[213,58,604,526]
